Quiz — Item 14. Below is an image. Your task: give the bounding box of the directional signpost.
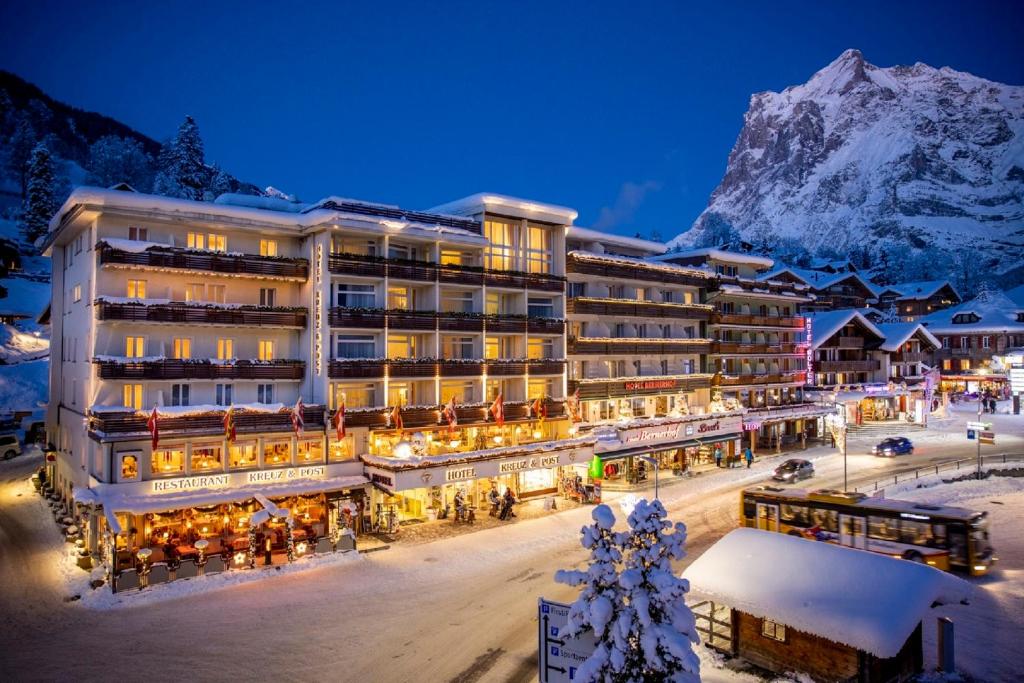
[538,598,596,682]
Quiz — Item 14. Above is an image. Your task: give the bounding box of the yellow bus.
[740,486,995,576]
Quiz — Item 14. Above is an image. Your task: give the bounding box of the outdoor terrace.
[94,359,305,381]
[95,300,308,328]
[327,252,565,292]
[96,241,309,281]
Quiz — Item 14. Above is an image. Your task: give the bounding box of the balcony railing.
[96,242,309,280]
[526,317,565,335]
[329,308,558,334]
[342,400,567,429]
[711,313,805,328]
[328,360,386,379]
[568,375,712,400]
[835,337,865,349]
[89,404,326,438]
[568,338,710,355]
[567,298,712,321]
[327,252,565,291]
[717,371,807,386]
[527,359,566,375]
[95,300,308,328]
[485,360,527,376]
[711,342,801,355]
[566,253,712,288]
[816,360,880,373]
[328,358,539,379]
[890,351,929,363]
[95,359,305,381]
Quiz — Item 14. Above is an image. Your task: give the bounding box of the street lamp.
[826,402,848,492]
[638,455,660,500]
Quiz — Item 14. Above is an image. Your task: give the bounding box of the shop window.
[260,239,278,257]
[336,283,375,308]
[528,337,554,359]
[297,438,325,464]
[152,447,185,475]
[191,443,223,471]
[329,435,355,462]
[120,453,139,480]
[264,439,292,466]
[229,441,258,469]
[761,619,786,642]
[127,279,146,299]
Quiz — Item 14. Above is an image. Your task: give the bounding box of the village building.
[872,280,961,321]
[759,266,878,311]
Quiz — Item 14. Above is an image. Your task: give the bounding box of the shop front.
[742,404,835,454]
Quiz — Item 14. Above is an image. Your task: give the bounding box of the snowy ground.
[0,406,1021,681]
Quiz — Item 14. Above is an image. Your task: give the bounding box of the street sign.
[538,598,597,682]
[967,429,976,440]
[980,430,995,445]
[966,421,991,430]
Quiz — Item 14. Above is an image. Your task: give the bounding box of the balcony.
[816,360,880,373]
[89,404,326,439]
[438,264,485,287]
[95,300,307,328]
[96,242,309,281]
[527,359,566,375]
[328,308,528,333]
[711,342,802,355]
[566,252,712,288]
[711,313,805,328]
[484,314,526,333]
[327,252,565,292]
[567,337,710,355]
[327,359,488,379]
[485,360,527,376]
[526,317,565,335]
[717,371,807,387]
[327,252,387,278]
[890,351,929,363]
[341,400,566,429]
[835,337,865,349]
[567,298,713,321]
[328,359,386,379]
[439,312,486,332]
[94,359,305,381]
[387,309,439,331]
[568,375,712,400]
[387,260,438,283]
[328,308,386,328]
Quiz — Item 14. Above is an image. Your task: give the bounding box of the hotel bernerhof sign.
[600,414,744,453]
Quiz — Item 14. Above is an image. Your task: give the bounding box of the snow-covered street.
[1,408,1021,681]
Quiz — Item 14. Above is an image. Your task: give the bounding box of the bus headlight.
[973,565,987,572]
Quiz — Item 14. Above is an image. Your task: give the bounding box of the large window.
[229,441,257,469]
[188,232,226,252]
[185,283,205,302]
[387,286,411,310]
[217,338,234,360]
[485,219,516,271]
[258,340,275,361]
[123,384,143,410]
[260,239,278,257]
[388,382,413,407]
[485,336,517,359]
[526,224,552,274]
[529,378,553,400]
[335,335,375,359]
[441,249,472,266]
[336,283,375,308]
[125,336,145,358]
[172,338,192,360]
[329,435,355,462]
[528,297,555,318]
[191,443,223,471]
[441,380,474,404]
[127,279,146,299]
[441,291,474,313]
[528,337,554,359]
[443,336,475,360]
[152,447,185,475]
[264,439,291,466]
[331,383,376,409]
[387,334,416,359]
[297,438,325,464]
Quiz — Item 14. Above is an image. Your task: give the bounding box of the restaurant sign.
[152,474,230,492]
[149,466,327,493]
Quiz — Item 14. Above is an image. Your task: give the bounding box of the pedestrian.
[714,446,722,468]
[487,487,500,517]
[453,489,466,522]
[499,488,517,520]
[744,446,754,468]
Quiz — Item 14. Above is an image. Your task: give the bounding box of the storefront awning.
[598,436,733,461]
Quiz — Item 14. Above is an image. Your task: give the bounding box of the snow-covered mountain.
[671,50,1024,283]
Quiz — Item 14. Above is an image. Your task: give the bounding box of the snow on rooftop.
[566,226,667,255]
[428,193,578,222]
[1006,284,1024,308]
[567,250,714,280]
[654,248,775,268]
[877,279,958,301]
[759,266,875,294]
[683,528,973,658]
[919,290,1024,334]
[804,309,884,348]
[0,276,51,318]
[874,322,941,351]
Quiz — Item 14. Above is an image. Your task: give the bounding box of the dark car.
[871,437,914,457]
[772,458,814,482]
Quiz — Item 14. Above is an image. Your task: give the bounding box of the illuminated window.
[528,337,554,359]
[387,286,411,310]
[328,435,355,462]
[525,224,551,274]
[72,284,82,302]
[387,334,416,359]
[120,454,139,480]
[229,441,257,469]
[297,438,325,464]
[529,378,553,400]
[216,338,234,360]
[258,340,275,361]
[263,439,291,466]
[388,382,412,407]
[441,250,471,266]
[208,284,226,304]
[441,291,474,313]
[260,239,278,257]
[330,383,375,409]
[187,232,205,250]
[484,219,516,271]
[127,279,146,299]
[123,384,143,410]
[188,232,226,252]
[185,283,205,302]
[191,443,223,471]
[172,338,192,359]
[441,380,474,404]
[443,336,474,359]
[152,447,185,475]
[761,619,786,642]
[125,336,145,358]
[961,360,971,370]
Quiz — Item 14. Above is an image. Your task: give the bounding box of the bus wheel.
[903,551,925,563]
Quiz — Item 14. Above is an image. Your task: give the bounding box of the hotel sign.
[148,466,327,493]
[446,466,477,482]
[498,455,561,474]
[613,415,743,450]
[623,379,677,392]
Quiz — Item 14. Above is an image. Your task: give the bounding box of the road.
[0,409,1020,682]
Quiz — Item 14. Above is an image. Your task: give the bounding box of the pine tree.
[153,116,207,200]
[86,135,154,190]
[7,115,37,196]
[21,142,58,245]
[206,163,233,199]
[617,499,700,682]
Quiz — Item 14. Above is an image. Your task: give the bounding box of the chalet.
[875,322,941,384]
[759,267,877,311]
[873,280,961,321]
[684,528,972,683]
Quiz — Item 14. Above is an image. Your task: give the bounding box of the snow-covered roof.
[0,276,51,317]
[653,248,775,268]
[428,193,578,223]
[759,267,875,295]
[567,250,714,281]
[919,290,1024,334]
[566,226,667,255]
[875,280,959,301]
[874,322,941,351]
[804,309,884,349]
[683,528,972,658]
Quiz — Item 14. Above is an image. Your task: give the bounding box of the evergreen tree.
[86,135,154,190]
[7,115,37,196]
[206,163,233,199]
[22,142,58,244]
[153,116,207,200]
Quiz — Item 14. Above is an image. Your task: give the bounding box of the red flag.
[223,406,236,443]
[391,404,403,432]
[332,399,346,440]
[444,396,458,434]
[489,392,504,427]
[147,406,160,450]
[532,396,546,424]
[291,397,305,437]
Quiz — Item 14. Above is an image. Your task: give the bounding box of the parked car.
[871,437,914,457]
[0,433,22,460]
[772,459,814,482]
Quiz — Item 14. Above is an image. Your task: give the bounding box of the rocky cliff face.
[672,50,1024,280]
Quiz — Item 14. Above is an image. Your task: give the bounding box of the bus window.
[811,508,837,532]
[899,520,935,546]
[780,504,809,527]
[931,523,946,547]
[948,523,967,565]
[742,495,756,520]
[868,516,899,541]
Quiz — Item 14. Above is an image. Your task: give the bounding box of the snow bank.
[683,528,973,658]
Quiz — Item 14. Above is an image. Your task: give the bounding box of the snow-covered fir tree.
[86,135,154,191]
[21,142,59,244]
[206,163,233,200]
[153,115,207,200]
[617,499,700,682]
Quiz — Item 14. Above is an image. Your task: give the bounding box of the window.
[170,384,190,406]
[152,447,185,475]
[336,283,376,308]
[127,279,146,299]
[120,454,139,480]
[263,439,291,466]
[297,439,325,464]
[123,384,143,410]
[952,313,979,324]
[258,340,275,361]
[216,383,233,405]
[485,336,516,360]
[330,383,376,410]
[943,359,952,370]
[942,336,950,349]
[329,435,355,462]
[440,249,471,266]
[486,292,515,315]
[125,336,145,358]
[216,338,234,360]
[172,338,192,360]
[388,243,417,260]
[525,224,551,274]
[72,284,82,302]
[208,284,226,304]
[982,336,990,349]
[335,335,375,359]
[185,283,205,302]
[191,443,223,471]
[761,619,786,642]
[188,232,226,252]
[528,337,554,359]
[260,239,278,257]
[608,285,625,299]
[75,234,83,254]
[529,378,553,400]
[388,382,412,407]
[229,441,257,469]
[959,336,968,349]
[128,226,147,241]
[257,384,274,404]
[441,380,474,404]
[961,359,971,370]
[387,334,416,359]
[868,516,899,541]
[528,297,554,318]
[259,287,276,307]
[441,291,474,313]
[332,237,376,256]
[568,282,585,298]
[484,218,516,271]
[443,336,474,359]
[387,286,411,310]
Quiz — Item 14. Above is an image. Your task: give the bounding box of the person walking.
[714,446,722,468]
[487,487,500,517]
[744,446,754,468]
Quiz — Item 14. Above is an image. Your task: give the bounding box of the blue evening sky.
[1,1,1021,239]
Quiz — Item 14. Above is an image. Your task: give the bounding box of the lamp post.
[828,402,848,492]
[976,394,983,480]
[639,455,660,500]
[194,538,209,574]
